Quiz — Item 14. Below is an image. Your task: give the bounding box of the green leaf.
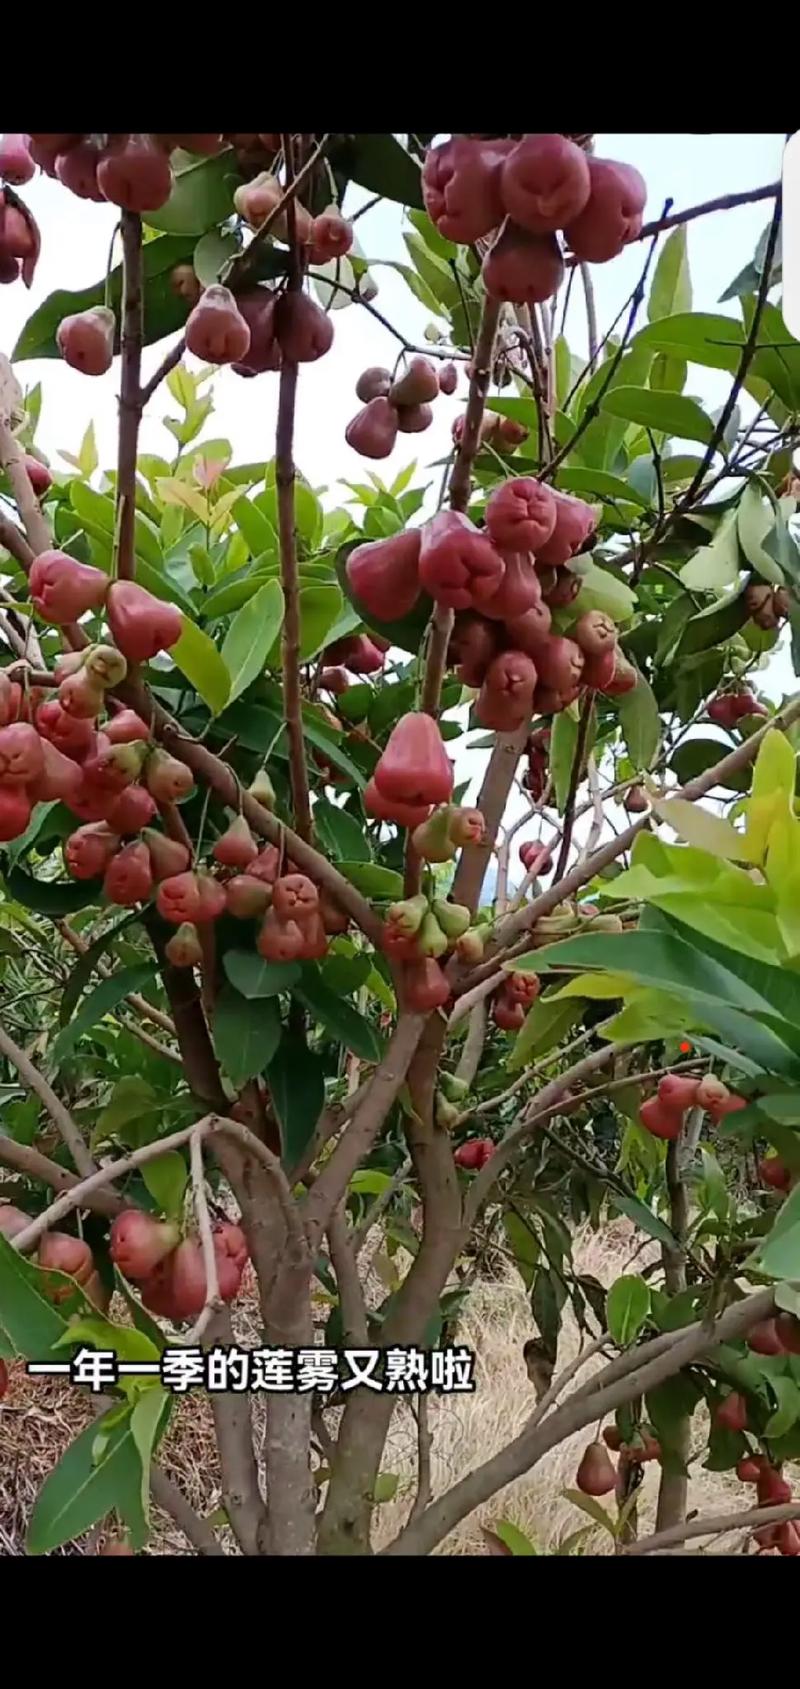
[337,134,423,208]
[602,386,714,447]
[507,996,583,1072]
[94,1077,159,1147]
[617,673,661,769]
[222,950,300,999]
[193,229,239,287]
[669,738,751,793]
[146,149,240,236]
[764,1376,800,1439]
[571,563,637,625]
[1,862,101,917]
[53,1315,160,1368]
[171,618,231,716]
[753,1182,800,1280]
[648,226,692,322]
[59,912,143,1028]
[558,466,651,513]
[606,1274,651,1346]
[221,579,284,703]
[27,1406,147,1556]
[130,1386,171,1520]
[52,965,157,1064]
[233,495,276,557]
[313,799,372,863]
[653,797,751,862]
[0,1232,70,1362]
[609,1193,676,1248]
[266,1032,326,1168]
[213,985,281,1087]
[562,1489,616,1536]
[676,583,750,655]
[680,508,741,595]
[337,862,404,898]
[141,1152,188,1220]
[485,1518,539,1555]
[551,708,578,814]
[373,1472,400,1503]
[14,234,196,361]
[737,480,787,585]
[295,584,344,662]
[295,968,383,1062]
[649,354,688,394]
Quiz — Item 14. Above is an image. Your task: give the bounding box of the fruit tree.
[1,131,800,1558]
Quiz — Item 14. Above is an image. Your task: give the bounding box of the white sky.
[0,134,791,874]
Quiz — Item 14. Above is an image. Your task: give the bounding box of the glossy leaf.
[213,985,281,1087]
[266,1031,326,1168]
[13,235,195,361]
[146,149,240,236]
[602,386,714,447]
[606,1273,651,1345]
[52,965,157,1064]
[295,969,384,1062]
[221,579,284,703]
[0,1233,69,1362]
[222,950,300,999]
[171,618,231,716]
[27,1406,147,1555]
[647,226,692,323]
[617,673,661,769]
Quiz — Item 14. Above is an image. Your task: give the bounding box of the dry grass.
[0,1222,793,1555]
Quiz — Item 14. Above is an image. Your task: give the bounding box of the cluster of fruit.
[0,181,38,286]
[639,1072,746,1141]
[423,134,646,306]
[744,582,791,632]
[490,968,541,1032]
[0,553,181,845]
[346,356,458,460]
[707,689,769,729]
[55,282,336,382]
[2,548,352,964]
[346,476,636,727]
[722,1391,800,1554]
[0,1202,109,1313]
[454,1137,495,1171]
[575,1426,660,1496]
[110,1207,249,1321]
[0,1199,251,1329]
[3,133,227,217]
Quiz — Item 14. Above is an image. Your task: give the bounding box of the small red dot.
[679,1041,692,1053]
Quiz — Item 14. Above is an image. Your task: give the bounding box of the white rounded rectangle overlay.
[783,134,800,341]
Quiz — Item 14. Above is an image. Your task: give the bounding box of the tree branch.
[116,210,143,581]
[149,1462,226,1556]
[275,134,312,843]
[579,264,598,362]
[553,692,593,882]
[541,209,668,483]
[303,1013,425,1248]
[185,1127,223,1343]
[327,1206,368,1347]
[634,182,779,246]
[677,186,782,516]
[449,295,501,514]
[625,1499,800,1557]
[0,1022,96,1179]
[383,1286,777,1555]
[0,1135,121,1218]
[139,337,185,409]
[204,1307,267,1555]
